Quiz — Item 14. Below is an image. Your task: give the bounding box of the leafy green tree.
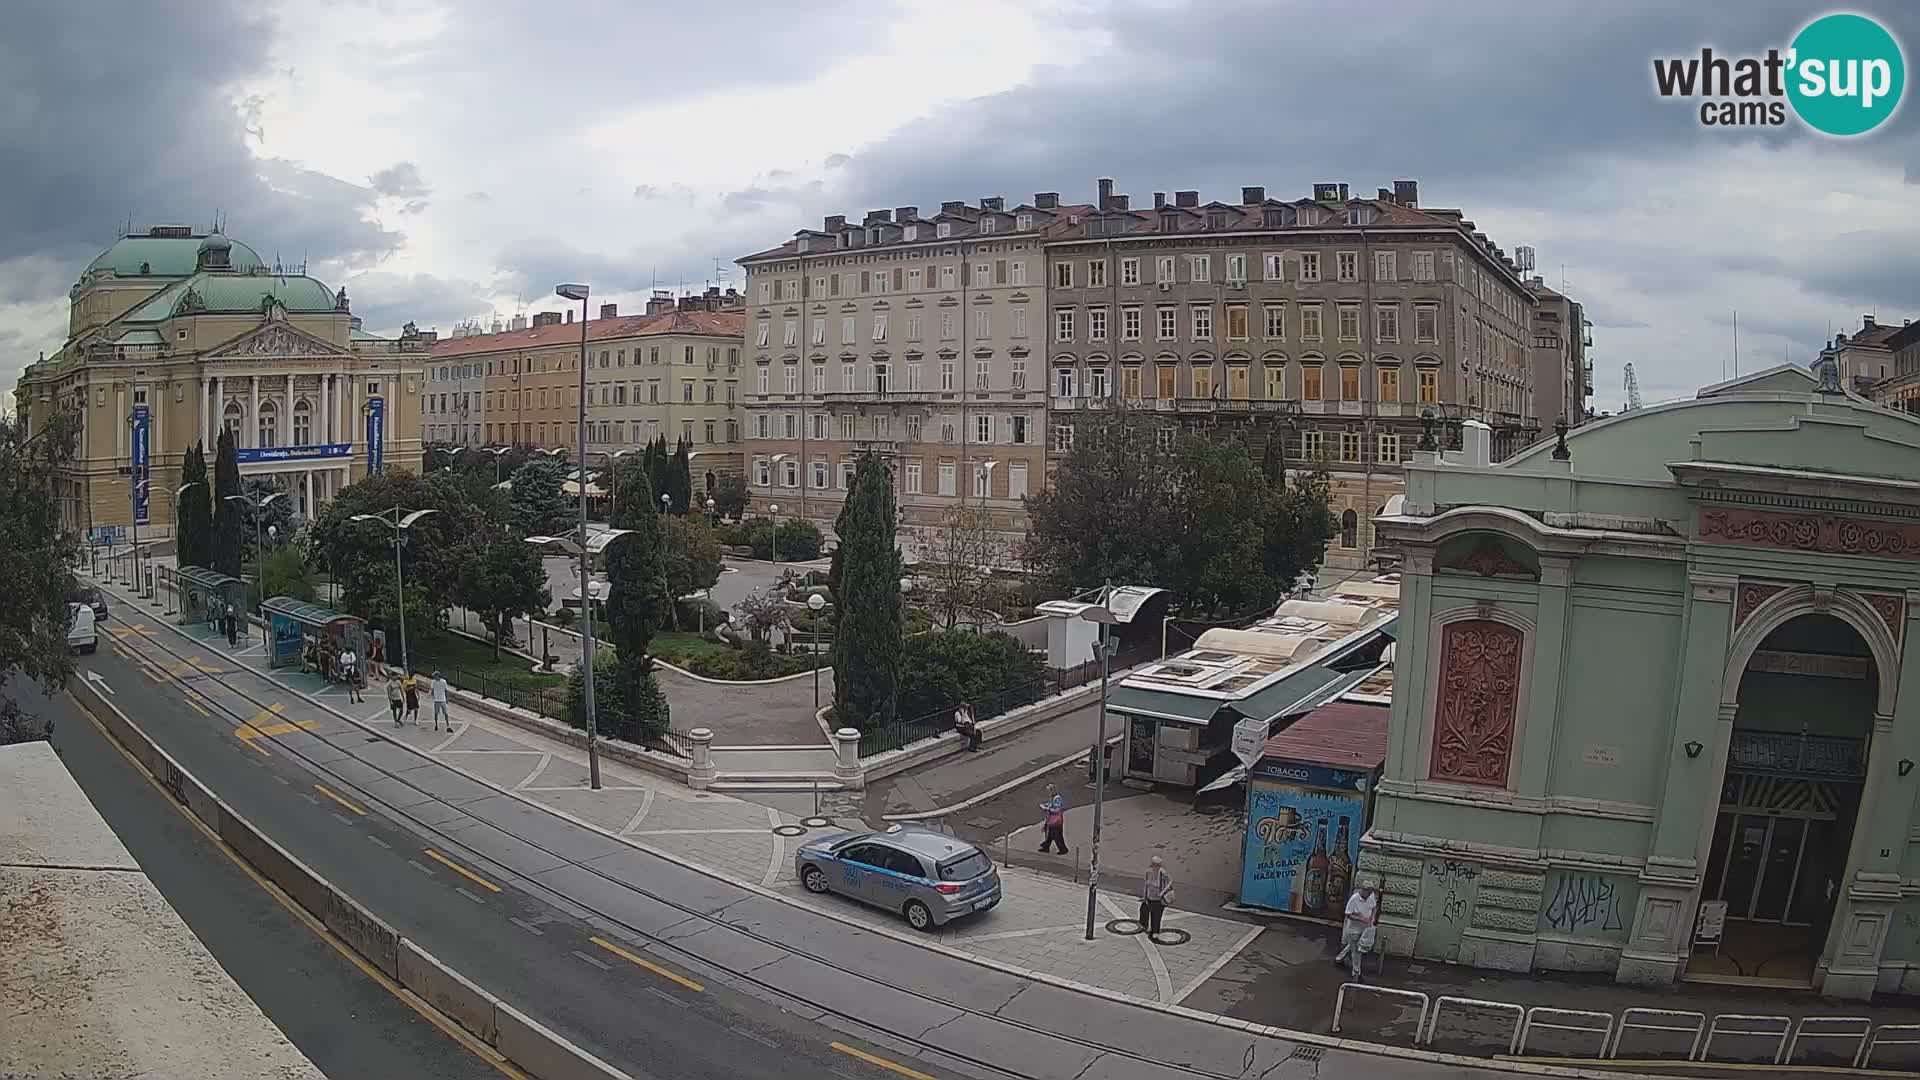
[897,629,1047,721]
[909,505,1006,630]
[0,411,80,744]
[712,473,748,519]
[212,429,243,577]
[830,452,903,730]
[1020,407,1182,599]
[510,456,572,537]
[258,545,318,605]
[568,650,671,743]
[661,517,722,629]
[458,531,551,660]
[641,436,669,503]
[310,470,492,635]
[177,442,211,569]
[604,465,666,662]
[665,438,693,514]
[236,477,296,553]
[746,516,823,561]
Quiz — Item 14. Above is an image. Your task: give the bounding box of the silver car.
[794,825,1002,931]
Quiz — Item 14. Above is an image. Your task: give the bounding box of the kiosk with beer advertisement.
[1239,702,1388,922]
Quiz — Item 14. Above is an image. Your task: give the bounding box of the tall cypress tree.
[211,429,243,577]
[666,438,692,515]
[178,442,211,568]
[830,452,903,729]
[604,466,670,738]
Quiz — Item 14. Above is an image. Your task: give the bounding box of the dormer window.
[1207,212,1228,229]
[1017,213,1033,230]
[1160,213,1179,232]
[903,224,918,241]
[1347,207,1372,225]
[937,222,952,239]
[868,228,883,246]
[797,236,810,253]
[981,216,997,234]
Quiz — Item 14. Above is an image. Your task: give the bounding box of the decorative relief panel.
[1479,868,1546,894]
[1735,581,1789,628]
[1429,620,1524,787]
[1471,906,1539,933]
[1702,507,1920,561]
[1437,538,1538,580]
[1864,592,1905,642]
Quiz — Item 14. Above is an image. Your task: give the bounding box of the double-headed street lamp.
[807,592,826,714]
[556,281,602,790]
[223,490,287,616]
[704,497,716,526]
[349,507,440,679]
[766,501,782,568]
[1078,584,1122,942]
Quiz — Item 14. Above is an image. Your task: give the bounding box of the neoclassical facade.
[1361,365,1920,999]
[14,226,426,535]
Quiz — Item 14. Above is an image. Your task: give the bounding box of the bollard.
[813,779,820,817]
[1003,834,1011,869]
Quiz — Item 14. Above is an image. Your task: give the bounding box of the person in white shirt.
[430,671,451,731]
[1334,882,1380,980]
[340,648,361,703]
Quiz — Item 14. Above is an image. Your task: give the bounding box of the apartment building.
[1526,279,1592,426]
[424,352,486,446]
[1045,178,1542,570]
[435,305,745,490]
[736,195,1083,535]
[1869,319,1920,412]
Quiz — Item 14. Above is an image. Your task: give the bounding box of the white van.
[68,602,97,654]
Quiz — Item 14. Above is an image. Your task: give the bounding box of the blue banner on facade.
[131,404,150,525]
[1250,759,1371,791]
[365,397,385,474]
[236,443,352,465]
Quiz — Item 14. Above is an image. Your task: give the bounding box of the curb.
[68,674,636,1080]
[103,585,1641,1079]
[882,731,1125,822]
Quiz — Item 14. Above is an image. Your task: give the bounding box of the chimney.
[1175,190,1199,208]
[1034,192,1059,209]
[981,196,1004,212]
[510,313,528,331]
[646,289,674,315]
[1096,177,1114,209]
[565,309,573,324]
[865,208,892,224]
[895,205,918,222]
[1337,183,1350,201]
[599,303,618,320]
[941,200,966,215]
[824,214,846,231]
[1864,314,1877,329]
[1394,179,1419,206]
[1378,187,1392,201]
[1242,186,1265,204]
[531,311,560,328]
[1153,192,1166,209]
[1460,419,1492,468]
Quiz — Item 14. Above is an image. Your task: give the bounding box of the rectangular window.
[1156,255,1176,283]
[1054,261,1074,289]
[975,360,990,390]
[1264,304,1286,340]
[811,461,828,489]
[1011,358,1027,390]
[1088,367,1109,399]
[906,361,923,391]
[1192,365,1213,400]
[838,414,856,440]
[1303,364,1323,401]
[905,461,923,493]
[755,457,771,486]
[940,312,955,340]
[811,363,825,392]
[809,320,824,346]
[1415,306,1438,343]
[908,268,923,291]
[1413,251,1435,282]
[940,265,956,288]
[1191,305,1213,341]
[784,365,799,394]
[840,460,857,488]
[1299,252,1321,282]
[1009,260,1026,286]
[1340,365,1360,400]
[1120,258,1140,286]
[1189,255,1210,283]
[1156,364,1176,399]
[938,462,956,495]
[873,363,890,393]
[783,459,799,487]
[1340,430,1361,462]
[1375,251,1395,282]
[783,320,798,346]
[1121,306,1142,341]
[905,414,922,441]
[1122,366,1142,401]
[973,462,991,499]
[1264,364,1286,400]
[872,315,888,342]
[940,362,955,391]
[974,414,993,444]
[842,362,855,389]
[1375,305,1400,344]
[1301,430,1324,459]
[1379,367,1400,402]
[1157,306,1177,340]
[683,382,694,403]
[1263,253,1283,281]
[1337,305,1360,342]
[1418,369,1438,404]
[1008,461,1028,499]
[1336,252,1358,282]
[1052,422,1074,452]
[1083,258,1105,289]
[1226,305,1249,340]
[1227,365,1249,400]
[1089,307,1108,342]
[974,309,991,340]
[1226,254,1246,284]
[756,367,769,395]
[1379,432,1401,463]
[1055,308,1075,343]
[1055,367,1077,398]
[841,316,855,343]
[756,323,770,347]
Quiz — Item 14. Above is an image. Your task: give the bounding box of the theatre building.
[1360,365,1920,999]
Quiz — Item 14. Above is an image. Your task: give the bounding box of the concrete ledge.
[861,680,1101,782]
[399,939,499,1045]
[217,803,332,918]
[324,890,401,979]
[448,687,692,784]
[495,1001,634,1080]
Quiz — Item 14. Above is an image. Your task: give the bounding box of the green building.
[1360,365,1920,999]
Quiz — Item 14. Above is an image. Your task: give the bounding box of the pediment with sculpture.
[205,323,352,362]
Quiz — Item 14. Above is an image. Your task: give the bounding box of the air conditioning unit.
[1157,281,1173,292]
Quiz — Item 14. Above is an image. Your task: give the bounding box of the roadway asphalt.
[33,685,494,1080]
[76,602,1534,1080]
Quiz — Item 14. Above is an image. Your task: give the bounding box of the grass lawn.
[407,625,565,691]
[649,631,825,680]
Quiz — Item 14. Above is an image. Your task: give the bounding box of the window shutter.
[995,259,1007,284]
[830,275,840,297]
[860,271,870,292]
[927,264,937,289]
[960,262,970,287]
[893,267,904,290]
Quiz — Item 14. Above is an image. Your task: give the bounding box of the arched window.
[223,401,243,440]
[257,400,278,448]
[292,399,312,446]
[1340,508,1358,549]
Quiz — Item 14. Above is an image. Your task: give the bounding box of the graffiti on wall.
[1537,870,1636,940]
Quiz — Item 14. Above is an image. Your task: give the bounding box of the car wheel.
[903,900,934,931]
[801,865,830,894]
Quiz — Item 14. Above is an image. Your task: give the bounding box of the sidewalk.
[97,577,1264,1009]
[861,696,1120,820]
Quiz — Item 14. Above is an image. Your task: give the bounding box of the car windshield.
[937,850,989,882]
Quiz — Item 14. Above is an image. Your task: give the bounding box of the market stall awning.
[1229,663,1354,725]
[1104,684,1222,725]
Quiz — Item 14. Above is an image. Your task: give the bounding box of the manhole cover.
[800,816,833,828]
[772,824,808,837]
[1148,929,1191,946]
[1106,918,1144,935]
[963,816,1001,830]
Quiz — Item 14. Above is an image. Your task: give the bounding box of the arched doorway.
[1691,612,1877,986]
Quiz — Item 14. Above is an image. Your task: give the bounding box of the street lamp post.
[767,502,781,568]
[704,497,716,527]
[349,507,440,681]
[1079,585,1120,941]
[485,445,512,487]
[807,592,826,715]
[223,490,287,619]
[556,281,602,791]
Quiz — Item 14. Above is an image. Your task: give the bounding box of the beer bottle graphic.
[1325,816,1352,918]
[1303,820,1329,914]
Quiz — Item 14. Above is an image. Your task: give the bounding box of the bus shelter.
[164,566,249,629]
[261,596,367,679]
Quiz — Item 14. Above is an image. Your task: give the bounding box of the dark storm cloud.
[370,162,431,200]
[0,1,399,293]
[1793,231,1920,315]
[341,271,496,337]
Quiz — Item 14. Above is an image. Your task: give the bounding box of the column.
[115,384,126,456]
[213,375,225,446]
[248,375,260,449]
[197,376,207,449]
[304,471,315,518]
[321,374,333,444]
[1515,555,1572,799]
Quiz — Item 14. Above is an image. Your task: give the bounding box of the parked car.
[72,586,107,624]
[794,825,1001,931]
[68,602,97,654]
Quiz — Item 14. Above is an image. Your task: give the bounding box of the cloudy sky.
[3,0,1916,411]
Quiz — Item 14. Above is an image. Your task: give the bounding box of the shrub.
[675,596,726,633]
[742,517,824,561]
[897,629,1046,720]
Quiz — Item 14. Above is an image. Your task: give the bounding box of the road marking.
[571,949,612,970]
[424,848,502,893]
[329,812,357,827]
[738,1029,778,1048]
[84,671,115,696]
[645,986,688,1008]
[233,704,315,755]
[66,689,531,1080]
[184,695,211,718]
[365,834,392,849]
[454,886,487,905]
[590,934,704,992]
[509,917,545,936]
[830,1042,939,1080]
[313,783,366,816]
[273,774,291,786]
[408,859,437,877]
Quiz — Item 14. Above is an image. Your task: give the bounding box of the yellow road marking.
[185,696,211,718]
[830,1042,939,1080]
[424,849,502,893]
[168,655,226,676]
[232,705,321,756]
[1506,1058,1919,1076]
[313,784,366,816]
[67,691,530,1080]
[590,935,705,992]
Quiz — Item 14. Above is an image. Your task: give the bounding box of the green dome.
[85,231,265,278]
[123,272,343,322]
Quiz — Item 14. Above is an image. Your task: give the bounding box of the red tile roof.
[430,310,744,358]
[1261,701,1389,771]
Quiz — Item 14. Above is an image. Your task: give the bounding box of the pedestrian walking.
[386,675,404,726]
[1139,856,1174,935]
[370,629,386,678]
[223,604,238,647]
[1334,881,1380,981]
[430,671,450,731]
[403,671,421,725]
[341,647,361,703]
[1038,790,1069,854]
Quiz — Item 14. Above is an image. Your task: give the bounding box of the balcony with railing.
[1728,730,1866,780]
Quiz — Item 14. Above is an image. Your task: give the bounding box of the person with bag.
[403,671,421,725]
[386,674,404,726]
[1334,881,1381,980]
[1038,790,1069,854]
[341,647,362,704]
[1139,856,1174,935]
